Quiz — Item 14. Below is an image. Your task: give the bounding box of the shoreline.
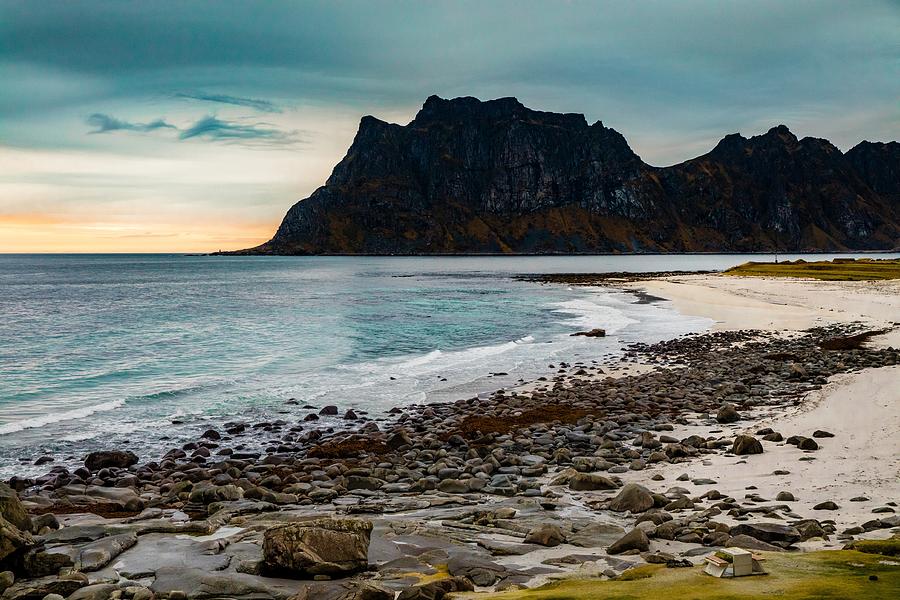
[1,274,899,599]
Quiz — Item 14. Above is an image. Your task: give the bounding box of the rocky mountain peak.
[230,96,899,255]
[412,95,589,130]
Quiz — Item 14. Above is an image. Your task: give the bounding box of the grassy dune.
[459,550,900,600]
[724,258,900,281]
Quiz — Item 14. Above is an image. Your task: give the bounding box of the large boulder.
[0,485,31,533]
[732,435,763,455]
[84,450,138,472]
[716,404,741,423]
[263,518,372,577]
[53,485,144,512]
[609,483,654,513]
[189,484,244,505]
[568,473,618,491]
[607,528,650,554]
[0,515,34,564]
[729,523,800,545]
[524,524,565,547]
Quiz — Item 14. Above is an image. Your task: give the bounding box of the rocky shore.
[2,282,899,599]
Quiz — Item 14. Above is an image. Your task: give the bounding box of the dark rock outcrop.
[84,450,138,472]
[262,518,372,578]
[232,96,900,255]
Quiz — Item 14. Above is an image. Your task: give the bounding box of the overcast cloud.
[0,0,897,251]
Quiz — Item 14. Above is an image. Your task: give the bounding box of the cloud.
[178,115,301,146]
[174,92,281,113]
[86,113,175,134]
[82,112,300,147]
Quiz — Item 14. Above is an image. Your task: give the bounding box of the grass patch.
[458,550,900,600]
[844,538,900,557]
[723,258,900,281]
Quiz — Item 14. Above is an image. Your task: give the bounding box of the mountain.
[232,96,900,254]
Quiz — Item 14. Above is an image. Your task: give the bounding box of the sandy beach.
[631,274,900,345]
[620,274,900,540]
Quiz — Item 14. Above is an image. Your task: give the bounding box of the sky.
[1,1,898,252]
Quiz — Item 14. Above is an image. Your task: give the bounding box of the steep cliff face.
[240,96,900,254]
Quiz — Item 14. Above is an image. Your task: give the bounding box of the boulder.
[396,577,475,600]
[607,528,650,554]
[386,430,412,450]
[52,485,145,512]
[729,522,800,545]
[570,328,606,338]
[436,480,469,494]
[72,532,138,571]
[609,483,654,513]
[0,485,31,532]
[568,523,626,548]
[0,572,12,595]
[725,534,784,552]
[0,515,34,563]
[188,484,244,505]
[263,518,372,577]
[290,581,393,600]
[568,473,618,491]
[732,435,763,455]
[19,548,74,578]
[524,524,565,547]
[716,404,741,424]
[798,437,819,451]
[446,555,506,587]
[795,519,828,541]
[0,573,87,600]
[65,584,120,600]
[84,450,138,472]
[346,476,383,492]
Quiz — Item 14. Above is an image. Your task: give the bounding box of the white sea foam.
[0,398,126,435]
[552,293,638,333]
[388,335,537,376]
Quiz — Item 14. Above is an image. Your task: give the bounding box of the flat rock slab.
[150,566,303,600]
[52,532,137,572]
[91,533,231,580]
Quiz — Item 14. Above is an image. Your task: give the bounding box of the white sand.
[629,274,900,347]
[619,366,899,546]
[618,274,900,543]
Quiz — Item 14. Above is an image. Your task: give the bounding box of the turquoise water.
[0,253,889,476]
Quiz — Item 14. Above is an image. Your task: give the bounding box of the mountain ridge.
[229,95,900,255]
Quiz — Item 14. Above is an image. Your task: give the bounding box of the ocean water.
[0,253,889,476]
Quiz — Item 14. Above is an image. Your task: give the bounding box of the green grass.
[456,550,900,600]
[844,538,900,557]
[723,258,900,281]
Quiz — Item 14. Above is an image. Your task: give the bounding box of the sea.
[0,253,892,477]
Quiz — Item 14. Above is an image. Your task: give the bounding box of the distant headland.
[222,95,899,255]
